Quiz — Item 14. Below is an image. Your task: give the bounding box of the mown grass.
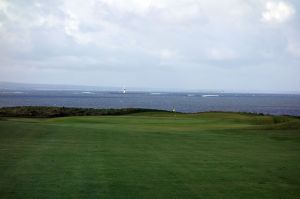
[0,111,300,198]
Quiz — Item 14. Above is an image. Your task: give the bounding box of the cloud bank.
[0,0,299,92]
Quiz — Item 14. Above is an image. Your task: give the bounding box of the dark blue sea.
[1,90,300,116]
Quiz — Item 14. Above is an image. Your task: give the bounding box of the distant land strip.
[0,106,169,118]
[1,106,300,130]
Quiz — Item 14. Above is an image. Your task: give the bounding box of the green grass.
[0,112,300,198]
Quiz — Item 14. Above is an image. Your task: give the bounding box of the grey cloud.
[0,0,299,92]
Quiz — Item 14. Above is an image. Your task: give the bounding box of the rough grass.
[0,106,167,118]
[0,112,300,199]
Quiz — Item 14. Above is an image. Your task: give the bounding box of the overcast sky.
[0,0,300,92]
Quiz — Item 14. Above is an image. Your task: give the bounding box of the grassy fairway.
[0,112,300,198]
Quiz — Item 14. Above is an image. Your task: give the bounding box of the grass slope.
[0,112,300,198]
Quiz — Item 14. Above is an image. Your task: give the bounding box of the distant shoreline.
[0,106,298,118]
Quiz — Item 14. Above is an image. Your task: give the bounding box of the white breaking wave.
[202,94,219,97]
[81,91,95,94]
[150,93,161,95]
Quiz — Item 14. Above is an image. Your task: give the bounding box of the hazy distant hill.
[1,82,299,94]
[0,82,119,91]
[0,82,223,93]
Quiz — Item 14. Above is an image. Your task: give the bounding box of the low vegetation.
[0,106,166,117]
[0,107,299,198]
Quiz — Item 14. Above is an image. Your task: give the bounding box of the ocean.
[1,90,300,116]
